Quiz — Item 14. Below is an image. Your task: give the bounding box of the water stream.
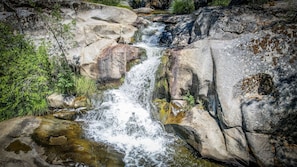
[78,22,178,166]
[77,20,222,167]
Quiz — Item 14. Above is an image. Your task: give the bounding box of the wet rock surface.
[0,116,124,167]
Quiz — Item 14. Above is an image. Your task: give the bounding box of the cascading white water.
[78,22,177,166]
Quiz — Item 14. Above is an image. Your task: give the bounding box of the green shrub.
[210,0,231,6]
[0,23,52,120]
[88,0,121,6]
[183,91,196,107]
[50,57,75,95]
[74,76,97,97]
[170,0,195,14]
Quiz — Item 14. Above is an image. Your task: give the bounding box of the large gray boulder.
[154,1,297,166]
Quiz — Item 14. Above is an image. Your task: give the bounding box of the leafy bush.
[0,23,52,120]
[170,0,195,14]
[50,57,76,95]
[183,91,196,106]
[74,76,97,97]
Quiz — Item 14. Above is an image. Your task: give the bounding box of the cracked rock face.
[154,2,297,166]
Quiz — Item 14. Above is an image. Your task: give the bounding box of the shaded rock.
[179,108,233,163]
[194,0,209,9]
[158,4,297,47]
[150,0,171,9]
[5,139,32,154]
[246,132,275,166]
[223,127,249,164]
[165,124,201,153]
[274,137,297,166]
[155,40,213,102]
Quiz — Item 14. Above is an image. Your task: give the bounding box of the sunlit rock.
[53,110,77,120]
[153,2,297,166]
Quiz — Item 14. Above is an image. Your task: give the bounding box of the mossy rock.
[32,116,124,167]
[153,52,171,101]
[154,98,185,124]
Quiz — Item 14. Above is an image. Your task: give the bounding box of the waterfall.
[78,22,176,166]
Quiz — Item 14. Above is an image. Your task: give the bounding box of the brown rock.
[0,116,124,167]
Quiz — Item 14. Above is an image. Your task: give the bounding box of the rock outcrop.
[0,1,145,86]
[154,1,297,166]
[0,116,124,167]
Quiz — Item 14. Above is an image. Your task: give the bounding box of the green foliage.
[88,0,121,6]
[0,23,52,120]
[210,0,231,6]
[74,76,97,97]
[183,91,195,107]
[50,57,75,95]
[170,0,195,14]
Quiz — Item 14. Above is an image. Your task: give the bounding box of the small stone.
[53,111,76,121]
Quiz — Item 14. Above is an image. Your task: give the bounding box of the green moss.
[127,59,142,71]
[5,140,32,154]
[32,117,124,166]
[154,99,185,124]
